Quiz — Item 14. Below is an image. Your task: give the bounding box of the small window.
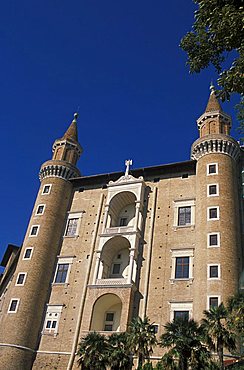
[43,305,63,334]
[207,163,218,175]
[208,265,220,279]
[16,273,27,286]
[119,218,128,226]
[65,218,78,237]
[54,264,69,284]
[174,311,189,320]
[208,184,218,196]
[208,207,219,220]
[178,207,191,226]
[112,263,121,275]
[8,299,19,313]
[46,320,57,330]
[104,312,114,331]
[208,233,220,247]
[152,324,159,333]
[209,297,219,309]
[23,248,33,260]
[36,204,45,215]
[175,257,189,279]
[29,225,39,237]
[42,184,51,195]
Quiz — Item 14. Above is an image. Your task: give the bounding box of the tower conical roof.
[62,113,79,142]
[205,84,222,112]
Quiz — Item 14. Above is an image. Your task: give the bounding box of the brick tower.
[191,86,242,320]
[0,114,82,370]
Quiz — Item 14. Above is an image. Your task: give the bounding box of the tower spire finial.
[210,81,215,95]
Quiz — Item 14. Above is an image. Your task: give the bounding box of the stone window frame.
[207,295,221,310]
[64,212,83,238]
[169,301,193,321]
[42,304,63,336]
[207,163,218,176]
[53,256,74,285]
[173,199,196,229]
[23,247,34,260]
[29,225,40,237]
[207,206,220,221]
[8,298,20,313]
[35,204,46,216]
[15,272,27,286]
[170,248,194,282]
[207,183,219,197]
[207,264,221,280]
[207,232,220,248]
[42,184,52,195]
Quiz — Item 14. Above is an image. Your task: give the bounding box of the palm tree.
[128,316,157,369]
[201,303,236,370]
[77,331,109,370]
[107,332,132,370]
[159,318,210,370]
[227,293,244,334]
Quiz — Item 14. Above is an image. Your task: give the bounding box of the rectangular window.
[65,218,78,236]
[178,207,191,226]
[208,207,219,220]
[170,302,193,321]
[8,299,19,313]
[54,264,69,284]
[29,225,39,237]
[208,265,220,279]
[175,257,189,279]
[119,218,128,226]
[209,296,219,309]
[36,204,45,215]
[43,305,63,335]
[16,273,27,286]
[104,312,114,331]
[112,263,121,275]
[42,184,51,195]
[208,184,218,196]
[152,324,159,334]
[174,311,189,320]
[207,163,218,175]
[208,233,220,247]
[23,247,33,260]
[46,320,57,329]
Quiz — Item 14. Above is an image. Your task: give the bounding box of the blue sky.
[0,1,241,266]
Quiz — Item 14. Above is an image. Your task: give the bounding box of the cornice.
[39,160,81,181]
[191,135,240,161]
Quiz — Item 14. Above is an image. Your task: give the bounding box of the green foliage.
[159,318,211,370]
[128,316,157,368]
[108,332,132,370]
[180,0,244,100]
[201,303,236,370]
[236,97,244,137]
[142,362,154,370]
[77,331,109,370]
[227,292,244,334]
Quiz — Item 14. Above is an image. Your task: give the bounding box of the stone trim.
[191,137,240,161]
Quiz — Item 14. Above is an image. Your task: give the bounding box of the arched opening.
[90,294,122,332]
[99,236,131,279]
[108,191,136,228]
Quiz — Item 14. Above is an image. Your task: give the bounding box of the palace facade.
[0,88,243,369]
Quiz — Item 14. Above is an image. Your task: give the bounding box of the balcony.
[103,226,134,235]
[88,277,134,288]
